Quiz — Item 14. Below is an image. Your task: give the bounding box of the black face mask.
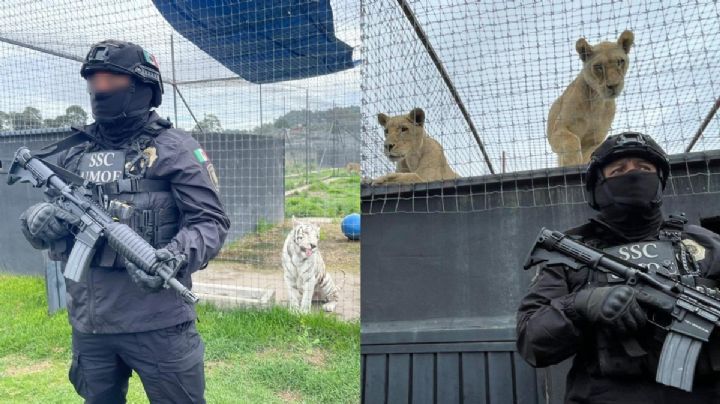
[593,170,664,240]
[595,171,662,210]
[89,81,153,145]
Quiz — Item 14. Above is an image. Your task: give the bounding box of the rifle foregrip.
[106,222,157,269]
[105,222,198,304]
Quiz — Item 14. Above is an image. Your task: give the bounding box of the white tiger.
[281,218,339,313]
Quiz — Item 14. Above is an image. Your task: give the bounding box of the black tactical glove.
[573,285,647,335]
[125,248,187,293]
[20,202,80,250]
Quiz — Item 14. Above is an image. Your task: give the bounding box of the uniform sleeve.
[154,134,230,274]
[516,264,585,367]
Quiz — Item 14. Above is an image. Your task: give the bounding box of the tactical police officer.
[517,132,720,403]
[19,40,230,403]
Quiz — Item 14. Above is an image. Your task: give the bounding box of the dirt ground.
[195,218,360,321]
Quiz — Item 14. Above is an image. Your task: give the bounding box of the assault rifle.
[524,227,720,392]
[4,147,198,304]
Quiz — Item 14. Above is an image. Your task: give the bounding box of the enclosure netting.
[361,0,720,213]
[0,0,361,320]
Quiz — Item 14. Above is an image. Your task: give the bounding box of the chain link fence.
[361,0,719,203]
[0,0,361,320]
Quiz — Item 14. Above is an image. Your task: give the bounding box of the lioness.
[547,30,634,166]
[371,108,459,185]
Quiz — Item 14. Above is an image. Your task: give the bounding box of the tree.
[43,117,60,128]
[274,117,290,129]
[0,105,89,131]
[11,107,42,130]
[192,114,222,133]
[42,105,88,128]
[65,105,88,127]
[0,111,9,131]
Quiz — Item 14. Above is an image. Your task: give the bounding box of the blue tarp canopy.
[153,0,357,84]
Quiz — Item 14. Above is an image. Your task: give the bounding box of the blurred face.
[87,72,131,93]
[602,156,657,179]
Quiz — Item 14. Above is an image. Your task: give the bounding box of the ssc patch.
[78,150,125,183]
[603,240,678,279]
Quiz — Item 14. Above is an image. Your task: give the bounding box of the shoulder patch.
[189,145,219,193]
[206,162,220,194]
[143,146,158,168]
[682,238,706,262]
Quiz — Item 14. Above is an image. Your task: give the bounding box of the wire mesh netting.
[0,0,361,320]
[361,0,720,207]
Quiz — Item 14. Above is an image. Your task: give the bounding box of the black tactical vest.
[49,119,180,268]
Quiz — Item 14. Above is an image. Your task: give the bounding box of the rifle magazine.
[656,331,702,392]
[64,241,95,283]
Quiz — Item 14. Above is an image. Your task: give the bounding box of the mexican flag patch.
[193,148,209,163]
[143,50,159,68]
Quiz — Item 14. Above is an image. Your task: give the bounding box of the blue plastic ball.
[341,213,360,241]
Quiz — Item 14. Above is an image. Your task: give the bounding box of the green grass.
[285,168,353,191]
[286,175,360,218]
[255,217,276,235]
[0,274,360,403]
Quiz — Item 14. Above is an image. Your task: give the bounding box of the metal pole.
[170,34,179,127]
[396,0,495,174]
[173,84,204,135]
[333,102,337,176]
[685,97,720,153]
[0,35,83,62]
[305,88,310,184]
[259,84,263,136]
[174,76,240,86]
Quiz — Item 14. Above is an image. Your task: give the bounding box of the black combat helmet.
[80,40,163,107]
[585,132,670,209]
